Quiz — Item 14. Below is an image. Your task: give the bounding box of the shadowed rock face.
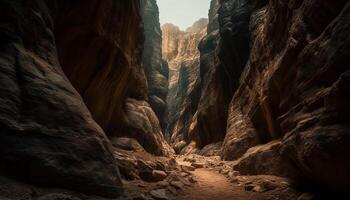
[221,0,350,194]
[141,0,169,132]
[0,0,127,197]
[54,0,172,156]
[0,0,172,197]
[162,20,208,151]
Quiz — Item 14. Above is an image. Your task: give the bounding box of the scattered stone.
[167,186,177,195]
[152,170,168,181]
[180,165,195,172]
[150,189,168,200]
[191,162,205,169]
[230,177,238,183]
[170,181,184,190]
[259,181,279,191]
[188,176,197,183]
[157,181,170,188]
[180,172,189,177]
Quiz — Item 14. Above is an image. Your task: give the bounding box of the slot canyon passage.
[0,0,350,199]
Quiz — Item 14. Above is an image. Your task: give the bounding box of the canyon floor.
[117,153,301,200]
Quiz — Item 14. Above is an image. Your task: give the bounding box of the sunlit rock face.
[162,19,208,151]
[221,0,350,194]
[141,0,169,132]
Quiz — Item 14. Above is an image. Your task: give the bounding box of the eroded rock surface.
[221,0,350,195]
[141,0,169,131]
[0,0,127,197]
[161,19,208,151]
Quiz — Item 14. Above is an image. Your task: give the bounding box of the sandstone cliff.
[161,19,208,151]
[165,0,350,195]
[221,0,350,194]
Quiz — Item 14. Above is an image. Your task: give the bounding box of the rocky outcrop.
[162,20,208,150]
[0,0,130,197]
[141,0,169,131]
[221,0,350,195]
[0,0,172,197]
[55,0,171,156]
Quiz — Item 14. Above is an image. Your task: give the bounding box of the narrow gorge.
[0,0,349,200]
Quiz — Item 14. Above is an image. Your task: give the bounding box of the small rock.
[170,181,184,189]
[260,181,278,191]
[220,169,229,175]
[180,172,189,177]
[230,177,238,183]
[180,165,195,172]
[157,181,170,188]
[298,193,315,200]
[191,162,205,168]
[252,185,266,193]
[244,185,255,191]
[152,170,168,181]
[150,189,168,200]
[188,176,197,183]
[167,186,177,195]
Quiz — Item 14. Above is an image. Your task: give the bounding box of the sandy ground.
[176,168,255,200]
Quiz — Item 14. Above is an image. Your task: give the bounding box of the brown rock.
[191,163,205,169]
[111,137,144,152]
[0,0,135,197]
[222,0,350,194]
[233,140,297,178]
[150,189,168,200]
[170,181,184,190]
[152,170,168,182]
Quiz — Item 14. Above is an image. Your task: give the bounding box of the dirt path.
[176,168,254,200]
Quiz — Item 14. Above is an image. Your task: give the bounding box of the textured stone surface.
[222,0,350,194]
[0,0,127,197]
[233,140,297,178]
[54,0,171,156]
[141,0,169,131]
[162,19,208,149]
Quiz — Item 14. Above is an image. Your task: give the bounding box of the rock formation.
[165,0,350,195]
[161,19,208,151]
[0,0,172,197]
[55,0,171,157]
[222,0,350,194]
[141,0,169,131]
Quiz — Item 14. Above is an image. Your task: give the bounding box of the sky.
[157,0,211,30]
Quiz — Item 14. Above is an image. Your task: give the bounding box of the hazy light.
[157,0,211,30]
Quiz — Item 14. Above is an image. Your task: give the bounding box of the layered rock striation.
[162,19,208,151]
[0,0,172,197]
[222,0,350,194]
[141,0,169,132]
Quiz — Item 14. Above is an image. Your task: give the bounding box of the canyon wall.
[165,0,350,194]
[55,0,171,157]
[161,19,208,152]
[221,0,350,194]
[0,0,171,197]
[141,0,169,131]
